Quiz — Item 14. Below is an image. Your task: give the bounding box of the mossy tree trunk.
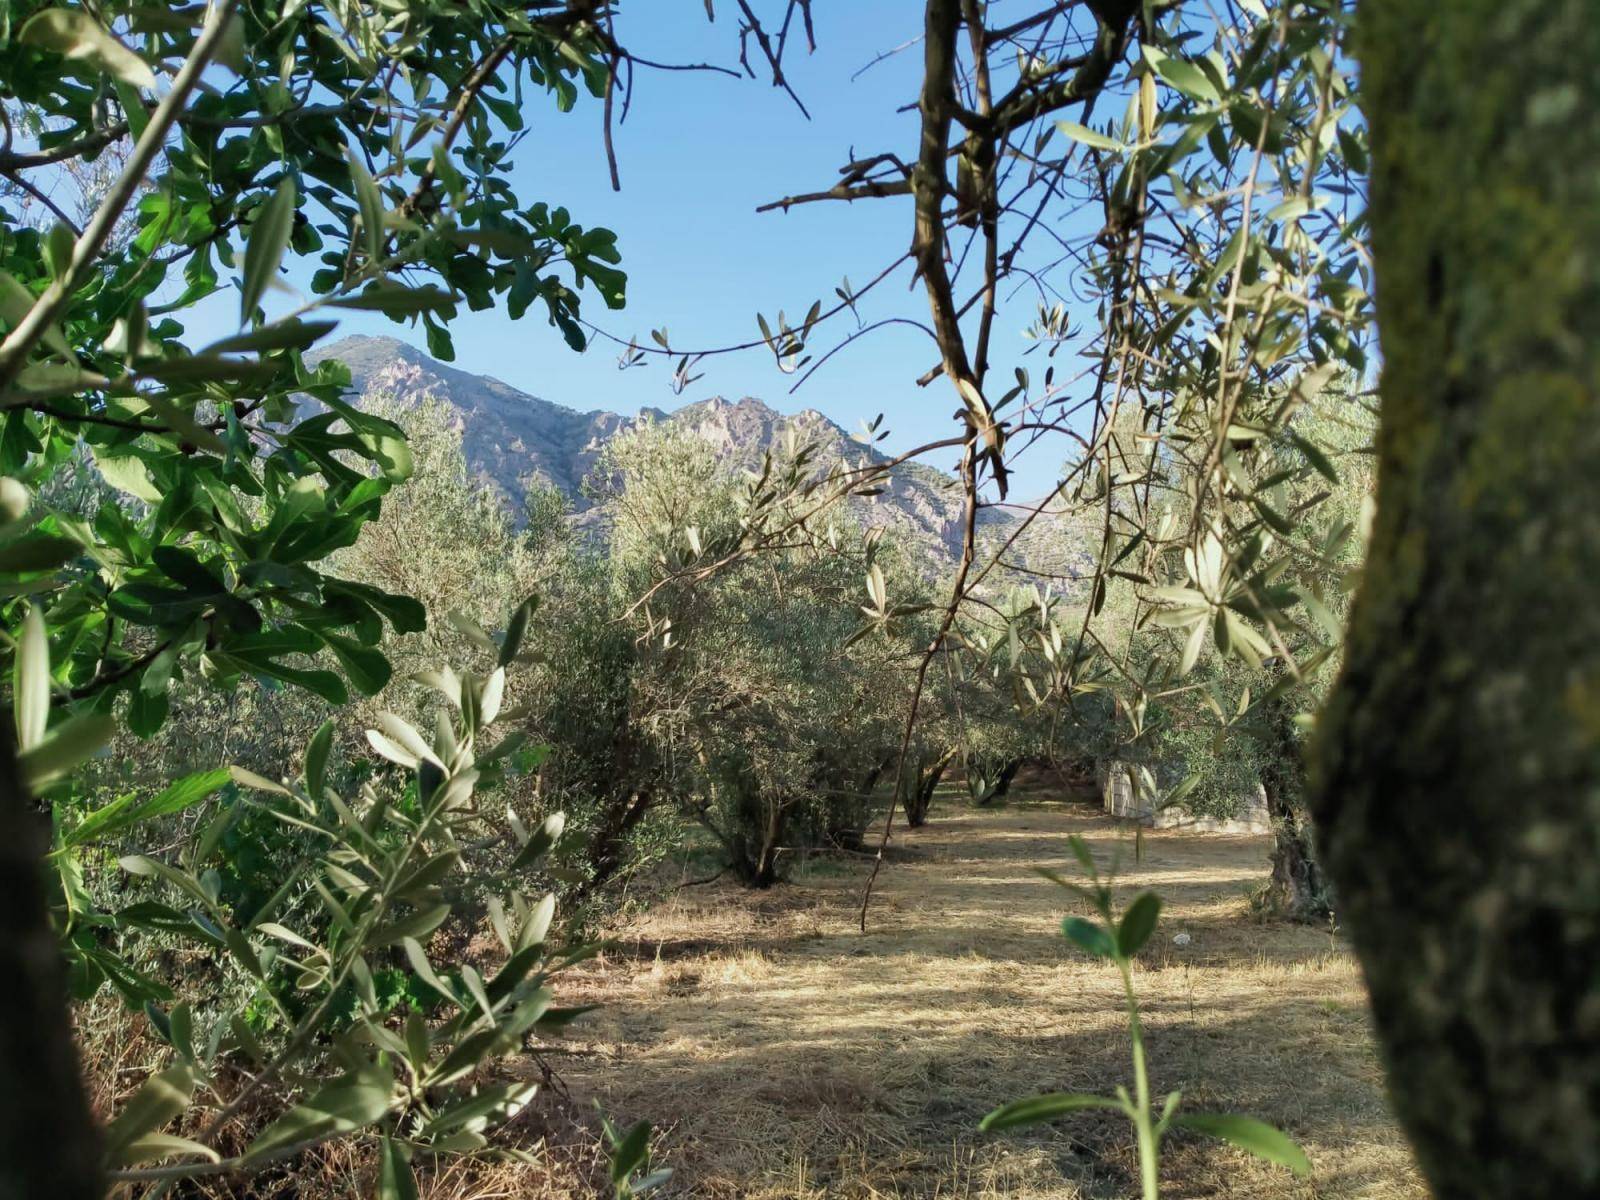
[991,758,1023,802]
[972,757,1025,806]
[572,724,658,904]
[904,749,955,827]
[1264,776,1329,924]
[822,756,891,851]
[0,733,101,1200]
[1258,677,1331,922]
[724,776,785,889]
[1310,2,1600,1193]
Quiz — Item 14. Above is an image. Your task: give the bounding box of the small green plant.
[980,835,1309,1199]
[599,1106,672,1199]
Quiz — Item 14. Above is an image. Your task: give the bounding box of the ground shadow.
[547,798,1419,1200]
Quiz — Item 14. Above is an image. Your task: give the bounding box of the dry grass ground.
[550,788,1424,1199]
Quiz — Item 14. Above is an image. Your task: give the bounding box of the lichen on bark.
[1309,2,1600,1195]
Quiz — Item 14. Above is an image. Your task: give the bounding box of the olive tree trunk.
[993,758,1023,798]
[1264,778,1329,924]
[1258,677,1331,922]
[904,749,954,828]
[1309,2,1600,1194]
[0,733,101,1200]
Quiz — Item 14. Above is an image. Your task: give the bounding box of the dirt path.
[554,797,1422,1199]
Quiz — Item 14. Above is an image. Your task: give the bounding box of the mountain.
[309,335,1002,562]
[309,334,626,504]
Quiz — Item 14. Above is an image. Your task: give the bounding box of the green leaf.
[240,179,297,324]
[244,1063,394,1160]
[119,854,211,906]
[14,361,109,394]
[374,712,433,763]
[368,903,450,947]
[91,449,162,503]
[18,9,156,90]
[229,766,292,795]
[102,1064,196,1166]
[377,1137,418,1200]
[0,270,72,360]
[328,581,426,635]
[519,892,556,951]
[511,811,566,870]
[114,79,150,139]
[329,282,454,316]
[1171,1113,1310,1175]
[1066,834,1098,880]
[629,1168,674,1196]
[214,12,246,73]
[42,222,74,281]
[14,605,49,751]
[18,712,115,789]
[222,924,264,980]
[414,1083,537,1140]
[1117,892,1162,956]
[64,768,231,847]
[108,1133,220,1169]
[348,149,386,266]
[0,532,78,574]
[1054,120,1125,153]
[323,634,391,696]
[136,355,277,386]
[1287,429,1340,484]
[1266,196,1312,224]
[979,1092,1122,1131]
[609,1119,651,1185]
[202,318,338,355]
[499,596,536,667]
[1178,617,1207,677]
[1144,47,1220,103]
[426,988,552,1087]
[401,937,456,1004]
[141,393,228,455]
[303,719,334,796]
[227,650,348,705]
[1061,916,1117,959]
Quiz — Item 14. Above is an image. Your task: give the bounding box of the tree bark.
[904,750,953,828]
[572,724,656,903]
[1258,682,1331,923]
[1309,2,1600,1193]
[822,757,890,851]
[987,757,1023,803]
[0,732,102,1200]
[573,788,653,905]
[1264,780,1330,924]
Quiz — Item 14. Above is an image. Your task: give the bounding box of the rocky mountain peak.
[306,335,1067,568]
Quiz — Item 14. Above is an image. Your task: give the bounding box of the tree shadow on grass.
[552,993,1413,1199]
[547,803,1413,1198]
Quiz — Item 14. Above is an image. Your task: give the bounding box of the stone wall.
[1099,759,1147,820]
[1099,759,1270,835]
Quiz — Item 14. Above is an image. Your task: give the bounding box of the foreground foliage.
[33,597,618,1194]
[0,1,637,1194]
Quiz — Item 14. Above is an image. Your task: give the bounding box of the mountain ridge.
[309,334,990,560]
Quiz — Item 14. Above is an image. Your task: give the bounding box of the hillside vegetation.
[1,3,1592,1200]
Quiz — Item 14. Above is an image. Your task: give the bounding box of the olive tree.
[597,417,929,886]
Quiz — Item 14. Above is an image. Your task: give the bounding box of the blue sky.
[221,5,1082,498]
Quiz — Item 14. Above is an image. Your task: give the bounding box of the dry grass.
[552,788,1424,1199]
[78,785,1421,1199]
